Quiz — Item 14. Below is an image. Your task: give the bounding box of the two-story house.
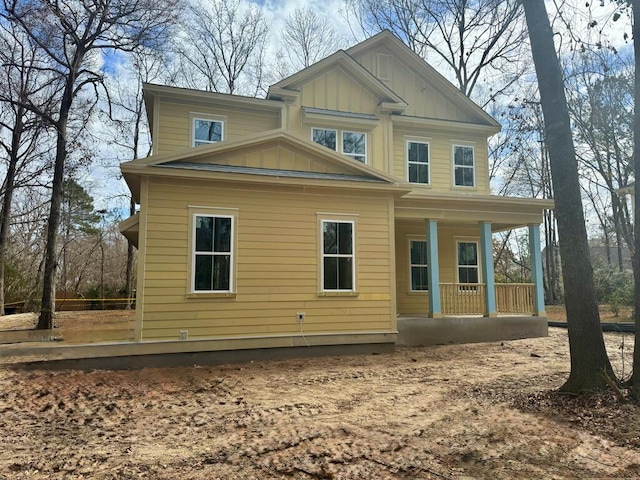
[120,31,553,355]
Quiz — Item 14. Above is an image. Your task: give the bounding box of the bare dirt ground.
[2,319,640,479]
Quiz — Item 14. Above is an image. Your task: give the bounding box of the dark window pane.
[343,132,365,154]
[410,241,427,265]
[324,257,338,290]
[418,164,429,184]
[411,266,429,290]
[313,129,336,150]
[454,146,473,166]
[459,267,478,284]
[195,120,222,143]
[212,255,231,290]
[337,257,353,290]
[195,255,213,290]
[462,167,474,186]
[337,222,353,254]
[351,155,366,163]
[458,243,478,266]
[195,216,213,252]
[409,163,417,183]
[408,142,418,162]
[323,222,337,254]
[214,217,232,252]
[418,143,428,162]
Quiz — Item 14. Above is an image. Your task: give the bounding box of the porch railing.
[440,283,486,315]
[495,283,535,314]
[439,283,535,315]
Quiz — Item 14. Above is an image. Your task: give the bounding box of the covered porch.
[393,192,553,342]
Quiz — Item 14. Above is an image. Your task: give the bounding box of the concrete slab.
[396,315,548,346]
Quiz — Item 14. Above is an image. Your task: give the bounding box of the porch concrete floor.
[396,314,548,346]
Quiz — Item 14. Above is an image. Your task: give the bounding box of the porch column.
[528,223,546,316]
[479,221,497,317]
[425,219,441,318]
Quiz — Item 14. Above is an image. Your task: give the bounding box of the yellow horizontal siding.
[156,100,280,155]
[140,177,394,340]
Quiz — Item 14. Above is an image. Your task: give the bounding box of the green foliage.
[62,179,101,235]
[593,268,634,307]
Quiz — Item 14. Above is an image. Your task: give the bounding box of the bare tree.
[281,8,346,70]
[345,0,529,103]
[172,0,269,96]
[1,0,179,329]
[0,21,54,315]
[523,0,615,392]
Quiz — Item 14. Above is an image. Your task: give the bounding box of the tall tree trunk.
[125,196,135,309]
[0,108,23,316]
[523,0,614,392]
[630,0,640,398]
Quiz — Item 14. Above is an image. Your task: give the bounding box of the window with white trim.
[312,128,337,151]
[342,131,366,163]
[322,220,354,291]
[407,141,429,184]
[193,118,223,147]
[453,145,475,187]
[193,215,233,291]
[312,128,367,164]
[457,241,479,284]
[410,240,429,291]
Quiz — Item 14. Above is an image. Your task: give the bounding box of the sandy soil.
[0,311,135,332]
[1,326,640,479]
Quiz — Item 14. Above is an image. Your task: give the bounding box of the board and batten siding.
[141,177,396,341]
[155,100,280,155]
[395,222,480,315]
[392,128,490,194]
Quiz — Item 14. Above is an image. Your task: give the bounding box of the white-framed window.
[407,141,430,184]
[312,128,337,151]
[342,131,366,163]
[193,214,233,292]
[453,145,475,187]
[193,118,223,147]
[321,220,355,291]
[457,241,479,284]
[409,239,429,291]
[312,127,367,164]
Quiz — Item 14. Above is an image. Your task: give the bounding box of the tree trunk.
[0,108,23,316]
[125,196,136,309]
[630,0,640,399]
[523,0,614,392]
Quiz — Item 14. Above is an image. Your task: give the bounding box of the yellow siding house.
[120,31,553,355]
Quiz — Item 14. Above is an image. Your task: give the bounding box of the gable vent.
[376,53,391,83]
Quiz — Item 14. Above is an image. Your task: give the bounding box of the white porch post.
[479,221,497,317]
[425,219,441,318]
[528,223,546,316]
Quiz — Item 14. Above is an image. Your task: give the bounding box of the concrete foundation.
[396,315,548,346]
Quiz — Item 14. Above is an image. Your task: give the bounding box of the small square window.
[312,128,337,151]
[194,118,223,147]
[342,131,366,163]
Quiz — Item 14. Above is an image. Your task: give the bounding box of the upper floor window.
[453,145,475,187]
[193,214,233,292]
[322,220,355,291]
[407,141,429,184]
[312,128,337,151]
[410,240,429,291]
[312,128,367,164]
[193,118,223,147]
[342,131,366,163]
[457,241,479,283]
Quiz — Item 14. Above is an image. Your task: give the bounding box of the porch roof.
[395,192,554,231]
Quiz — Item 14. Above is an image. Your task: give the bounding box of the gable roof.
[267,50,407,112]
[121,129,409,201]
[347,30,501,130]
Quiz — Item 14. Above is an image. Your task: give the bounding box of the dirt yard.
[2,320,640,479]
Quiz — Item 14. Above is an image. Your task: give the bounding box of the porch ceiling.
[394,194,554,231]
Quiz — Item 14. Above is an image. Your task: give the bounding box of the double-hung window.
[457,241,479,284]
[453,145,475,187]
[410,240,429,291]
[342,131,366,163]
[193,215,233,292]
[407,141,429,184]
[193,118,223,147]
[322,220,354,291]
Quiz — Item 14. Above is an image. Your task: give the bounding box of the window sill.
[407,291,429,295]
[186,292,237,300]
[451,185,477,191]
[318,291,360,297]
